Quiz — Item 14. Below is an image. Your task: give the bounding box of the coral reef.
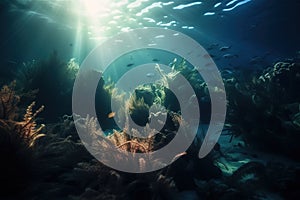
[0,81,45,197]
[225,62,300,160]
[1,56,299,199]
[74,114,168,172]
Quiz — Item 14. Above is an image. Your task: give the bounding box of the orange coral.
[0,82,45,147]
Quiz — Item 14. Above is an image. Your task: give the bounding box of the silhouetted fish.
[126,63,134,67]
[250,56,262,64]
[152,58,159,62]
[219,46,231,51]
[7,60,17,65]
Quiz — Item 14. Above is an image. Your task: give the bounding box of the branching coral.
[78,115,156,154]
[74,109,182,173]
[18,101,45,147]
[0,81,45,148]
[0,82,45,196]
[110,130,155,154]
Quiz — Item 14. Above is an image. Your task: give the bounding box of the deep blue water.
[1,0,299,70]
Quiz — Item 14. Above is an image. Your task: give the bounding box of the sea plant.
[225,61,300,159]
[0,81,45,196]
[16,51,79,121]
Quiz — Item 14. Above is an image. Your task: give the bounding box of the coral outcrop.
[225,62,300,159]
[0,81,45,196]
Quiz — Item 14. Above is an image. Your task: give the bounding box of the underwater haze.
[0,0,300,199]
[1,0,299,64]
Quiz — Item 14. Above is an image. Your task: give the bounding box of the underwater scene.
[0,0,300,199]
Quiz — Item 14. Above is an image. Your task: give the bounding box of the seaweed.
[0,81,45,197]
[229,162,266,190]
[225,62,300,159]
[0,82,45,147]
[128,92,151,126]
[16,51,79,122]
[0,80,19,120]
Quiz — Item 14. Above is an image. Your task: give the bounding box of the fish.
[171,152,187,162]
[146,72,155,77]
[222,69,234,74]
[7,60,17,65]
[126,63,134,67]
[223,54,238,59]
[152,58,160,62]
[219,46,231,51]
[250,56,262,64]
[108,112,116,118]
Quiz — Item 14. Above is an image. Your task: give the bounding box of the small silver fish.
[250,56,262,64]
[146,72,155,77]
[219,46,231,51]
[7,60,17,65]
[223,54,238,59]
[222,69,233,74]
